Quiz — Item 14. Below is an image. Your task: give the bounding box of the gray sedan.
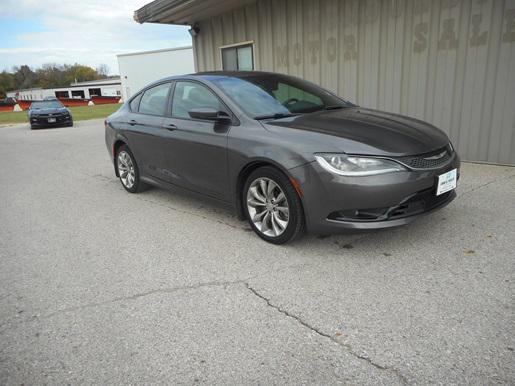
[105,71,460,244]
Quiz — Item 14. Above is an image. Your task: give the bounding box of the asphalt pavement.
[0,119,514,384]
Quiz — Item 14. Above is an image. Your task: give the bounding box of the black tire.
[243,166,305,244]
[68,120,73,127]
[115,144,146,193]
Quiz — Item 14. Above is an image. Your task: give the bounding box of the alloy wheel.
[246,177,290,237]
[117,151,135,189]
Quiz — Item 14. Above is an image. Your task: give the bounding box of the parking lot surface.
[1,119,514,384]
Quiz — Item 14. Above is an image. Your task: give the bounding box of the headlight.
[314,154,406,176]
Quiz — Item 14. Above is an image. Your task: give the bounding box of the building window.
[221,43,253,71]
[88,88,101,97]
[71,90,85,99]
[55,91,69,99]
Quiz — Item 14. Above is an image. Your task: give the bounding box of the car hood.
[30,107,68,115]
[263,107,449,156]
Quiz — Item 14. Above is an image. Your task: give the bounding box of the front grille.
[394,145,453,169]
[38,113,65,118]
[32,113,70,123]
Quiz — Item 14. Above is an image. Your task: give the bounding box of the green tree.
[64,64,101,84]
[36,64,68,88]
[1,63,109,96]
[12,65,37,90]
[0,71,15,98]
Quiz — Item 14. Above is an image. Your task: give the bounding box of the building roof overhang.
[134,0,256,25]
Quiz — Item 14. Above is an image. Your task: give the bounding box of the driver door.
[160,81,232,201]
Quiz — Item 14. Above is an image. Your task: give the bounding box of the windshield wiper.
[324,105,346,110]
[254,113,297,120]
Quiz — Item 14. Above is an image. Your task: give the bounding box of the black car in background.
[29,99,73,130]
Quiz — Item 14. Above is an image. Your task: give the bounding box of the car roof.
[194,70,278,78]
[156,70,286,83]
[134,71,294,100]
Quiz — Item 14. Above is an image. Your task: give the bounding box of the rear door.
[160,80,232,200]
[124,82,171,178]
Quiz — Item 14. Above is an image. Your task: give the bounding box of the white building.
[7,77,122,100]
[117,46,194,100]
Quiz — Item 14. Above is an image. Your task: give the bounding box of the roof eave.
[134,0,257,26]
[134,0,192,25]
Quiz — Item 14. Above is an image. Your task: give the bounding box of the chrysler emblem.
[424,150,447,160]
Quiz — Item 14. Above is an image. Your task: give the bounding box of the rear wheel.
[116,145,145,193]
[243,166,305,244]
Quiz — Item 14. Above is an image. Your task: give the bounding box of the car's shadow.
[127,181,455,254]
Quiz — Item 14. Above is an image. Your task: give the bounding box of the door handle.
[162,123,177,131]
[129,119,137,126]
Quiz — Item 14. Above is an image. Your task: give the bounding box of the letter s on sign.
[503,9,515,43]
[414,22,428,53]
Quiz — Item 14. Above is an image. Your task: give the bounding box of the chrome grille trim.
[393,145,454,170]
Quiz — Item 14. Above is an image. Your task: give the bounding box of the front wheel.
[116,145,145,193]
[243,166,305,244]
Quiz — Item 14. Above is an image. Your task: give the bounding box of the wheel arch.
[235,159,303,220]
[112,139,127,177]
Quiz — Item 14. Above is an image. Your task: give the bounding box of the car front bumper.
[289,153,460,234]
[30,115,72,127]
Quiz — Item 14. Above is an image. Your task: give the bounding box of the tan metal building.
[135,0,515,165]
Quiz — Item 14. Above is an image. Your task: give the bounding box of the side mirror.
[188,107,231,123]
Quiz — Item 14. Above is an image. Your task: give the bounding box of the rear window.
[138,83,171,116]
[129,93,142,112]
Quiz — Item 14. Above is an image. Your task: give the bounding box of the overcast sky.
[0,0,192,75]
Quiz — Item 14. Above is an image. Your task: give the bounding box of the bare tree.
[96,64,110,78]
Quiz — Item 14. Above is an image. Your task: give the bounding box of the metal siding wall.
[195,0,515,164]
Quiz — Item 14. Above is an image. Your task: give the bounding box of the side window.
[171,81,223,119]
[138,83,171,116]
[129,93,142,112]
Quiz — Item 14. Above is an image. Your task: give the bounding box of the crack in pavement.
[0,261,317,334]
[0,280,245,332]
[244,282,408,385]
[459,173,515,197]
[41,279,246,319]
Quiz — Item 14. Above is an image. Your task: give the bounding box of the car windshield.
[208,74,350,119]
[31,101,63,109]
